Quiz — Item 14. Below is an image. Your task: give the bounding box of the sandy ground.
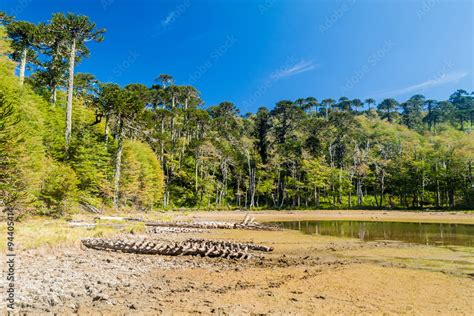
[179,209,474,224]
[2,210,474,315]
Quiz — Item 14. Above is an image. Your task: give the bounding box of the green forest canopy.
[0,12,473,216]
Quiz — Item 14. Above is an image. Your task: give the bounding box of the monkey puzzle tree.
[365,98,376,111]
[378,98,399,122]
[351,99,364,113]
[157,74,174,88]
[423,99,438,131]
[49,13,105,150]
[6,20,39,85]
[321,98,335,120]
[97,83,149,209]
[401,94,424,131]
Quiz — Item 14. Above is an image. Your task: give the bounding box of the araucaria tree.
[6,20,39,85]
[1,12,473,214]
[97,83,149,209]
[48,13,105,150]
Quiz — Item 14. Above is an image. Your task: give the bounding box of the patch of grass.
[125,221,146,234]
[0,217,146,252]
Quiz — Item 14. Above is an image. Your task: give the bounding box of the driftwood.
[81,237,272,259]
[68,221,96,228]
[80,202,102,214]
[186,238,273,252]
[147,226,204,234]
[95,216,143,222]
[146,214,278,231]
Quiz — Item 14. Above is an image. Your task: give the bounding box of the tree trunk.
[314,187,320,208]
[65,38,77,151]
[50,85,57,104]
[104,115,110,143]
[436,180,441,208]
[357,178,363,205]
[113,118,124,210]
[19,48,27,85]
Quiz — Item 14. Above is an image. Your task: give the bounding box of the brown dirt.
[3,210,474,315]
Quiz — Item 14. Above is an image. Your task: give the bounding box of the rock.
[92,294,109,302]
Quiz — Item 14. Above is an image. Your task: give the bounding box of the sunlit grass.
[0,216,151,252]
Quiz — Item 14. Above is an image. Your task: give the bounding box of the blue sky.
[2,0,473,113]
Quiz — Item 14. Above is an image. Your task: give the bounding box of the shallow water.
[271,220,474,247]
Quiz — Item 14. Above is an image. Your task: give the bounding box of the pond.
[271,220,474,247]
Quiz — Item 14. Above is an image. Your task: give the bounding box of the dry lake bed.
[1,210,473,314]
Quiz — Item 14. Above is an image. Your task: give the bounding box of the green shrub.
[39,163,79,217]
[121,140,164,210]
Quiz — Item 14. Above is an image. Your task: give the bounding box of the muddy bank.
[1,211,474,314]
[180,209,474,224]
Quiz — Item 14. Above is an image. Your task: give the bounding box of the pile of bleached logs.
[82,237,272,259]
[146,214,278,231]
[146,226,204,234]
[186,238,273,252]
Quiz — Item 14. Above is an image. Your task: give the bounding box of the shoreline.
[177,209,474,225]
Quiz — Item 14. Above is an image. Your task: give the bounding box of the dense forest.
[0,12,473,216]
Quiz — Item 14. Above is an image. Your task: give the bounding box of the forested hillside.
[0,12,473,215]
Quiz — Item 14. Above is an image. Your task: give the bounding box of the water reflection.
[272,220,474,247]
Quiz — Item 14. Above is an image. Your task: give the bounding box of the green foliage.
[39,162,79,217]
[121,140,164,210]
[0,89,21,207]
[1,14,473,217]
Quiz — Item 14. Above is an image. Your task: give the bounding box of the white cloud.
[270,59,318,80]
[373,71,468,98]
[161,12,176,27]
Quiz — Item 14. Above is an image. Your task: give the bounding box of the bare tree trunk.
[357,178,363,205]
[246,150,256,208]
[436,180,441,208]
[19,48,27,85]
[113,118,124,210]
[65,38,76,151]
[104,115,109,147]
[314,187,320,208]
[50,85,57,104]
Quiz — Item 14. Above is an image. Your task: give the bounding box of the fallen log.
[81,237,272,259]
[68,221,96,228]
[145,216,278,231]
[147,226,204,234]
[79,202,103,214]
[186,238,273,252]
[94,216,143,222]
